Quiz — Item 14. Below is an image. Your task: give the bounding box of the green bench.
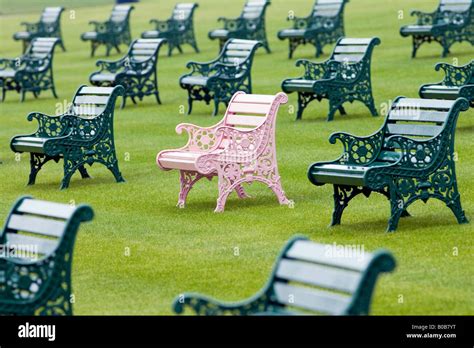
[0,196,93,315]
[400,0,473,58]
[81,5,134,57]
[10,85,125,190]
[179,39,262,115]
[141,3,199,56]
[13,7,66,53]
[282,37,380,121]
[0,38,60,102]
[307,97,470,232]
[173,236,396,315]
[89,39,167,108]
[278,0,349,59]
[419,60,474,106]
[208,0,271,54]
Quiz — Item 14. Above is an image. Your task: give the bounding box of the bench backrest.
[240,0,270,20]
[223,92,285,129]
[39,7,64,24]
[110,5,134,23]
[377,97,469,164]
[218,39,261,68]
[1,196,93,262]
[171,3,198,21]
[265,237,395,315]
[70,85,123,118]
[25,37,59,60]
[439,0,472,12]
[330,37,379,63]
[313,0,348,17]
[128,38,166,62]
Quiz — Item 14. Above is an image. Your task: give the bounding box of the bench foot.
[177,171,205,208]
[331,185,366,226]
[28,153,52,186]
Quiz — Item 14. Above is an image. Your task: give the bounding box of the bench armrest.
[218,17,243,31]
[21,21,40,32]
[194,126,266,173]
[150,19,174,32]
[295,59,329,80]
[435,62,473,86]
[95,58,126,73]
[411,10,436,25]
[175,122,224,152]
[173,293,268,315]
[89,20,111,33]
[383,135,443,171]
[26,112,69,138]
[185,60,219,76]
[329,130,384,165]
[0,58,20,71]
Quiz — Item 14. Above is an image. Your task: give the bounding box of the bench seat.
[419,85,461,100]
[12,7,65,53]
[419,61,473,105]
[89,39,166,107]
[208,29,230,39]
[173,236,396,316]
[10,85,125,189]
[141,30,160,38]
[140,3,199,56]
[307,96,470,232]
[277,0,349,58]
[208,0,271,53]
[157,92,290,212]
[0,196,93,315]
[11,136,49,154]
[281,37,380,121]
[400,25,433,35]
[399,0,473,57]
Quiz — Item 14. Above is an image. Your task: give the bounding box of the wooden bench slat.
[227,102,271,114]
[232,93,274,103]
[8,214,65,238]
[6,233,58,256]
[389,110,449,123]
[394,98,455,109]
[74,95,110,105]
[273,282,351,314]
[17,199,76,219]
[226,114,266,127]
[78,87,114,95]
[386,124,443,137]
[286,240,372,271]
[276,259,361,293]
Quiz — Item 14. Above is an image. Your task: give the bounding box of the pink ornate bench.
[157,92,292,212]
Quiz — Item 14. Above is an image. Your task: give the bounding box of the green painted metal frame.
[208,0,271,54]
[0,38,60,102]
[173,235,396,315]
[89,39,167,108]
[419,60,474,106]
[277,0,349,59]
[141,3,199,56]
[10,85,125,190]
[179,39,262,116]
[282,37,380,121]
[0,196,93,315]
[400,0,474,58]
[307,97,470,232]
[13,7,66,53]
[80,5,134,57]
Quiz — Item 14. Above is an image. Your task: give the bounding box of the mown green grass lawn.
[0,0,473,315]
